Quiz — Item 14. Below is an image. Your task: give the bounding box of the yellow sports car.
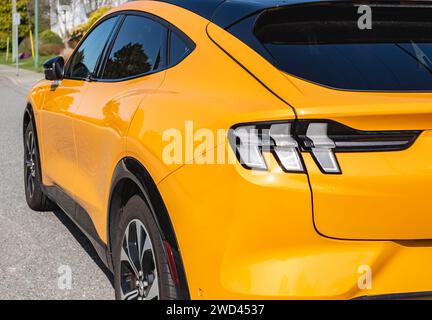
[24,0,432,300]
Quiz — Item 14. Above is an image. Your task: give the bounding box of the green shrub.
[39,42,64,56]
[17,30,64,56]
[0,0,31,50]
[87,6,112,28]
[39,30,63,46]
[70,6,111,42]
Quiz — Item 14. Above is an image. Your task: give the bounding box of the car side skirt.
[42,184,113,271]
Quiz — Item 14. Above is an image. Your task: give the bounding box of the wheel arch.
[107,157,190,299]
[23,103,35,137]
[23,103,44,180]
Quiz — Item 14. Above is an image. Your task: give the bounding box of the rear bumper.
[158,156,432,299]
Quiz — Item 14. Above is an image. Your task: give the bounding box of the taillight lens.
[229,120,420,174]
[229,122,304,173]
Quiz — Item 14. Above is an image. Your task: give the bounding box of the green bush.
[18,30,64,56]
[39,43,64,56]
[40,30,63,46]
[0,0,31,50]
[70,6,111,43]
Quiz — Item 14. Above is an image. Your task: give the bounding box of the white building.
[50,0,129,39]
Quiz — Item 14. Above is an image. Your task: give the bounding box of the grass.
[0,51,54,73]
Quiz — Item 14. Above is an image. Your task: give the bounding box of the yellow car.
[24,0,432,300]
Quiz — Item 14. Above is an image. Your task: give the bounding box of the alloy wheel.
[120,219,159,300]
[25,130,36,199]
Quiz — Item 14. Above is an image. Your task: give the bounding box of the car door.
[71,14,167,238]
[39,16,120,203]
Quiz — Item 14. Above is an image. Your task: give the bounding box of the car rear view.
[193,1,432,298]
[249,2,432,240]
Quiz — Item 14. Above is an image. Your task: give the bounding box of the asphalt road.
[0,65,114,299]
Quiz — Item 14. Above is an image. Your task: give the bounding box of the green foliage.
[0,0,31,50]
[0,31,9,51]
[70,6,112,42]
[39,42,64,56]
[87,6,112,28]
[19,30,64,56]
[39,29,63,46]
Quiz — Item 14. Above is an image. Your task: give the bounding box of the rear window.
[254,4,432,91]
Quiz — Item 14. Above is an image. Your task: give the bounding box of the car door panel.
[39,79,88,194]
[72,74,165,239]
[38,15,120,199]
[71,14,168,241]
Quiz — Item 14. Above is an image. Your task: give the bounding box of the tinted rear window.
[169,32,191,65]
[254,4,432,91]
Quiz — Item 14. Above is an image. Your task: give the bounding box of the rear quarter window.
[169,31,191,66]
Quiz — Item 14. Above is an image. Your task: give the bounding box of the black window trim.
[93,14,126,80]
[96,10,196,83]
[64,13,122,81]
[64,10,196,83]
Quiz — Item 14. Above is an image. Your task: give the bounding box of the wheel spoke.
[139,225,152,266]
[26,133,31,155]
[25,160,33,168]
[28,132,34,155]
[122,289,139,300]
[146,278,159,300]
[27,174,34,198]
[120,227,139,278]
[31,141,35,155]
[136,224,144,265]
[120,248,139,278]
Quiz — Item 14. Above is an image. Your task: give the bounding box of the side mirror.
[43,56,65,81]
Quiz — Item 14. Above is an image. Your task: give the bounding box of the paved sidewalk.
[0,64,44,94]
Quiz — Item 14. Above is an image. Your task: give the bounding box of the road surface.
[0,65,114,299]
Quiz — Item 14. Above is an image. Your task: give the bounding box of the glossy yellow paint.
[27,1,432,299]
[158,151,432,299]
[38,79,87,194]
[208,18,432,238]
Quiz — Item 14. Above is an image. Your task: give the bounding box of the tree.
[0,0,31,50]
[27,0,51,33]
[50,0,121,40]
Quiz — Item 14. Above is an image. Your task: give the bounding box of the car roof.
[158,0,332,28]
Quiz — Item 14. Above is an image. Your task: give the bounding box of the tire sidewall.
[24,122,43,207]
[113,194,175,300]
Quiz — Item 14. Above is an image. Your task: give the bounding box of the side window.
[67,17,118,79]
[169,31,191,65]
[102,15,167,79]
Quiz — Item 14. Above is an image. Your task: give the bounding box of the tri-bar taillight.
[228,120,421,174]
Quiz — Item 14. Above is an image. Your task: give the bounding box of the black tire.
[24,121,54,211]
[113,195,178,300]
